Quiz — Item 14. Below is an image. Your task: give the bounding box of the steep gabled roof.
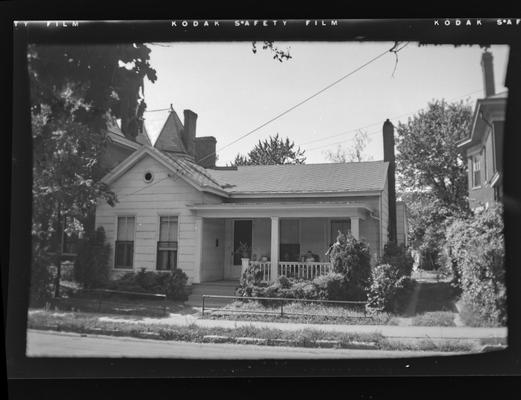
[153,110,187,153]
[136,124,152,146]
[457,90,508,151]
[206,161,389,195]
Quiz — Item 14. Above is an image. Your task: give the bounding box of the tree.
[29,44,157,298]
[324,130,372,163]
[396,100,473,269]
[396,99,472,212]
[252,41,292,62]
[232,134,306,166]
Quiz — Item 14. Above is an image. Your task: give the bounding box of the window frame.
[156,215,179,271]
[114,215,136,270]
[472,153,482,188]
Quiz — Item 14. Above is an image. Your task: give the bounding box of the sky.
[142,42,509,165]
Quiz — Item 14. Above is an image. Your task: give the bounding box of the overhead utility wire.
[196,42,408,164]
[301,88,483,151]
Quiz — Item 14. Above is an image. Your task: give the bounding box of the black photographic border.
[3,0,521,395]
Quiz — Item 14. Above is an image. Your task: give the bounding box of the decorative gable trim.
[100,145,230,198]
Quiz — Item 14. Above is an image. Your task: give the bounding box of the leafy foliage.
[252,41,292,62]
[395,100,473,270]
[396,99,472,211]
[73,227,111,289]
[379,241,414,277]
[28,44,157,139]
[29,242,54,307]
[29,44,156,296]
[445,206,505,326]
[324,130,373,163]
[232,134,306,166]
[326,232,371,299]
[106,268,189,301]
[366,264,417,313]
[237,233,371,302]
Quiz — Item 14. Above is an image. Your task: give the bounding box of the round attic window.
[144,171,154,183]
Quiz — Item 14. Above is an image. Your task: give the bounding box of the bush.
[73,227,111,289]
[106,268,189,301]
[366,263,417,313]
[235,233,373,302]
[328,233,371,289]
[30,241,54,307]
[380,241,414,277]
[445,205,505,326]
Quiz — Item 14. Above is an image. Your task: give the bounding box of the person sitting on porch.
[303,250,319,262]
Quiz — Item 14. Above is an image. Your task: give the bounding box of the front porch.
[190,202,381,283]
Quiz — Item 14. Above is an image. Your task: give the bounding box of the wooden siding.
[95,155,223,282]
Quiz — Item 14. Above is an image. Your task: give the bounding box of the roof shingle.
[205,161,389,194]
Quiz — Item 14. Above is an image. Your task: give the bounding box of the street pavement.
[26,329,462,359]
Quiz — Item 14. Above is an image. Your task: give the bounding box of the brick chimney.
[182,110,197,158]
[383,119,397,244]
[481,50,496,98]
[195,137,217,168]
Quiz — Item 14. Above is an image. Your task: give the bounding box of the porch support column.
[193,216,203,284]
[270,216,279,282]
[350,217,360,240]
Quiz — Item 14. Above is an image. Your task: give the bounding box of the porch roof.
[188,201,374,218]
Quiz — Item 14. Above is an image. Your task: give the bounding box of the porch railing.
[279,262,333,280]
[248,261,332,282]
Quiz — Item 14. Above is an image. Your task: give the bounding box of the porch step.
[186,281,240,308]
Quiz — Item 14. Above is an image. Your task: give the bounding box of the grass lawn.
[49,295,196,318]
[207,301,392,325]
[411,311,456,327]
[27,309,476,352]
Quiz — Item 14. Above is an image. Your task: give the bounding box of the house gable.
[101,145,229,197]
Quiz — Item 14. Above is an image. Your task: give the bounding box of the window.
[115,216,135,269]
[330,219,351,243]
[157,216,178,270]
[144,171,154,183]
[472,154,482,187]
[280,219,300,261]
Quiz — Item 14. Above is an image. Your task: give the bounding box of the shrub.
[29,241,54,307]
[445,205,505,326]
[380,241,414,277]
[106,268,189,301]
[313,273,348,300]
[366,263,417,313]
[165,268,189,300]
[73,227,111,289]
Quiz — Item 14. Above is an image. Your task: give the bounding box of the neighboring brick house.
[94,107,408,285]
[458,50,506,211]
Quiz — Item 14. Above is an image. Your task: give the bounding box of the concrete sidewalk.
[97,312,507,340]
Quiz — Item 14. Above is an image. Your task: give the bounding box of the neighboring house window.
[115,216,135,269]
[280,219,300,262]
[330,219,351,242]
[482,147,487,182]
[157,216,178,270]
[472,153,482,187]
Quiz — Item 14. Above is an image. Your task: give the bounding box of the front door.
[229,220,252,279]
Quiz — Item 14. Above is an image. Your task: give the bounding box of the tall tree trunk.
[53,205,63,298]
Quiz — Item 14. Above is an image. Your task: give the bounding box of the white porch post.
[270,216,279,282]
[193,216,203,284]
[350,217,360,240]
